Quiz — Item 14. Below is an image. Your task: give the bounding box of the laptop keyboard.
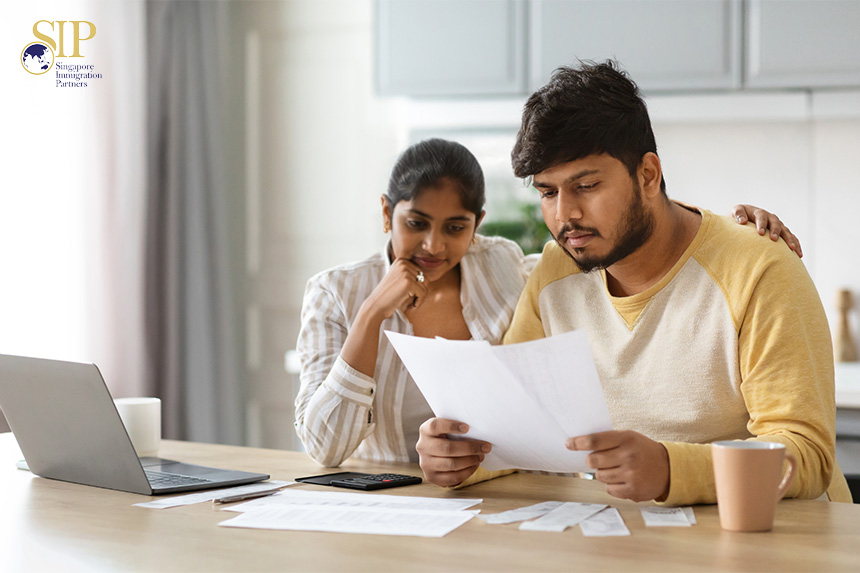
[145,470,214,487]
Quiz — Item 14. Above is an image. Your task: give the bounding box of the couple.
[296,61,851,505]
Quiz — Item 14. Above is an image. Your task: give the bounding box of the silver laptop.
[0,354,269,495]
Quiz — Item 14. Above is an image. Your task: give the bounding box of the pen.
[213,486,287,505]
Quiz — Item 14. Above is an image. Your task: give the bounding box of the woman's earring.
[383,222,390,233]
[471,235,478,244]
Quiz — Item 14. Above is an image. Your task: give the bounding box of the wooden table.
[1,433,858,572]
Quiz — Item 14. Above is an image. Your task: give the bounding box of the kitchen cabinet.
[374,0,527,96]
[375,0,740,96]
[530,0,742,92]
[375,0,860,97]
[745,0,860,89]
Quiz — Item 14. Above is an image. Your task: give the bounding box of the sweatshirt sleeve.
[661,239,847,505]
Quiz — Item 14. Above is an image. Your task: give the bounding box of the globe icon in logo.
[21,42,54,75]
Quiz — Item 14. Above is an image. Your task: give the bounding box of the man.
[416,61,851,505]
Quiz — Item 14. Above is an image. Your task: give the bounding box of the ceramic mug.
[711,441,796,532]
[114,397,161,457]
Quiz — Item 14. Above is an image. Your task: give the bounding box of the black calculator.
[329,473,422,490]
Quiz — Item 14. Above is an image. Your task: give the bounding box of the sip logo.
[21,20,102,87]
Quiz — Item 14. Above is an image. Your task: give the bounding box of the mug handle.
[775,453,797,501]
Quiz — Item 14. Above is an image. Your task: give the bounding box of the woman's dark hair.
[385,138,485,217]
[511,60,665,193]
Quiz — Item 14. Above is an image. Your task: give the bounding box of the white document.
[579,508,631,537]
[476,501,564,524]
[385,329,612,473]
[640,506,694,527]
[519,502,607,532]
[223,489,481,513]
[682,507,697,524]
[219,505,476,538]
[132,480,294,509]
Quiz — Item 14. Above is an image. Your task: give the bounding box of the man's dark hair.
[511,60,665,193]
[386,138,485,217]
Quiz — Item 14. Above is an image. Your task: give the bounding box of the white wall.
[812,117,860,342]
[654,113,860,340]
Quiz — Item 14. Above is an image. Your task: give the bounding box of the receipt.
[580,508,630,537]
[640,506,694,527]
[519,502,607,532]
[477,501,564,524]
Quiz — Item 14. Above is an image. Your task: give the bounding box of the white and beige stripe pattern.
[295,235,534,467]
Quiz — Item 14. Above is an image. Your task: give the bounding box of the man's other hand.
[567,430,670,502]
[417,417,490,487]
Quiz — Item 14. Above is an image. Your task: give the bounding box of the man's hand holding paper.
[567,430,671,502]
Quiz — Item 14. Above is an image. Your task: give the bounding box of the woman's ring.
[416,271,425,283]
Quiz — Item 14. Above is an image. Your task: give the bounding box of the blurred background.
[2,1,859,457]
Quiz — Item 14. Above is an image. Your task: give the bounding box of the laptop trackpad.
[140,458,222,477]
[140,457,268,486]
[140,457,177,468]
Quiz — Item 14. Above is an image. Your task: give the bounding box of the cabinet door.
[375,0,526,96]
[745,0,860,89]
[530,0,742,93]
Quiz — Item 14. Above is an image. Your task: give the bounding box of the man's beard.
[555,182,656,273]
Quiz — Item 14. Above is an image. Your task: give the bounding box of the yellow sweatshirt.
[475,208,850,505]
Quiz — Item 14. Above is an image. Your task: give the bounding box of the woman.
[295,138,798,468]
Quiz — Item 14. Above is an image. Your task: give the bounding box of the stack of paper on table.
[217,489,483,537]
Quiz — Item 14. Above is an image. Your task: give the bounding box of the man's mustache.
[556,223,602,243]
